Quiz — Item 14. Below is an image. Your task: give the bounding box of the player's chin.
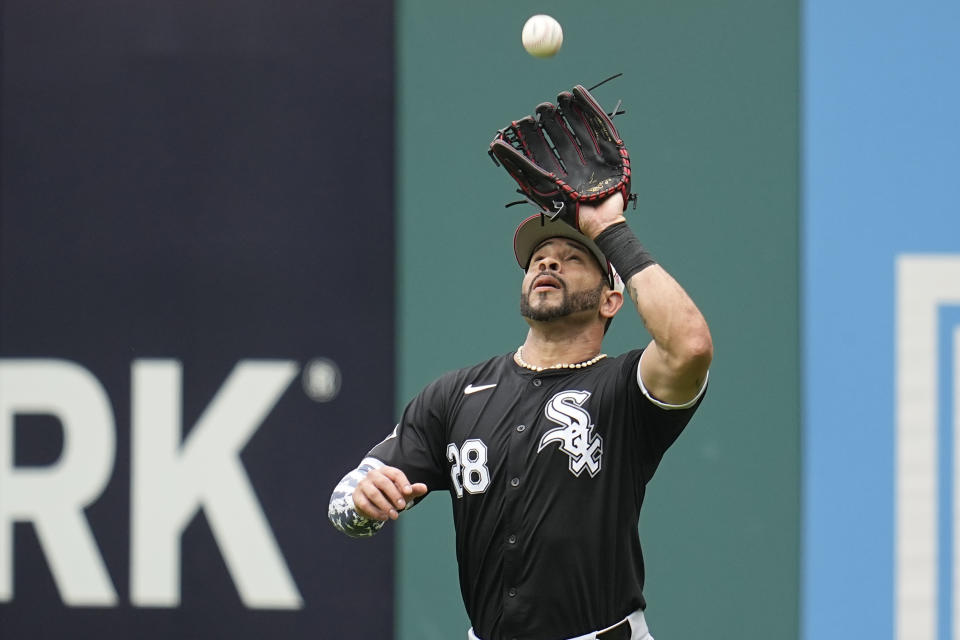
[521,296,550,310]
[521,304,565,323]
[520,291,567,320]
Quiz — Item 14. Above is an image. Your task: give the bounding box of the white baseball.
[522,14,563,58]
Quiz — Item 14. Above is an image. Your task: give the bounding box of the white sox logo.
[537,390,602,477]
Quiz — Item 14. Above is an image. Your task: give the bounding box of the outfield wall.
[4,2,959,639]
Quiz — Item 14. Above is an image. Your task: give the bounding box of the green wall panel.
[397,2,799,638]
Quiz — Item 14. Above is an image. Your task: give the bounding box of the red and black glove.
[489,84,632,231]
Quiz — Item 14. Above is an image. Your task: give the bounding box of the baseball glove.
[489,84,632,231]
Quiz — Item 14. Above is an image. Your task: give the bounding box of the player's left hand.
[353,466,428,521]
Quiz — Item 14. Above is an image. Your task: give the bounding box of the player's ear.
[600,289,623,320]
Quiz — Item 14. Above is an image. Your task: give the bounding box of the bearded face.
[519,237,610,325]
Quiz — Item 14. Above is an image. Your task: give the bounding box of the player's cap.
[513,213,624,293]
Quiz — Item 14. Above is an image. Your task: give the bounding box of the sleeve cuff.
[636,350,709,410]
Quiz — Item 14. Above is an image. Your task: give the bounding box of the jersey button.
[508,587,517,597]
[516,424,526,432]
[532,379,542,387]
[510,477,520,487]
[508,534,517,544]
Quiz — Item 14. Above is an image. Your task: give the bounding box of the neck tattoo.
[513,345,607,372]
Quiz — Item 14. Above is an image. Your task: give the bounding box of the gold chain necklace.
[514,345,607,372]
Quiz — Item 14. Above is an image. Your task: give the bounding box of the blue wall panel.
[803,1,960,638]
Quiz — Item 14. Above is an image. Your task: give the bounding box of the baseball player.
[329,85,712,640]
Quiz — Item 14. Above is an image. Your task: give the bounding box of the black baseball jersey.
[368,348,705,640]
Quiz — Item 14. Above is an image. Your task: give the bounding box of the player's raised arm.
[579,193,713,406]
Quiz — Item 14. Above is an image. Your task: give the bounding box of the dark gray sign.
[0,1,396,637]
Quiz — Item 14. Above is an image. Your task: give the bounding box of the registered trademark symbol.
[302,358,341,402]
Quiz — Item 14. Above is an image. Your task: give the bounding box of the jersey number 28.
[446,439,490,498]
